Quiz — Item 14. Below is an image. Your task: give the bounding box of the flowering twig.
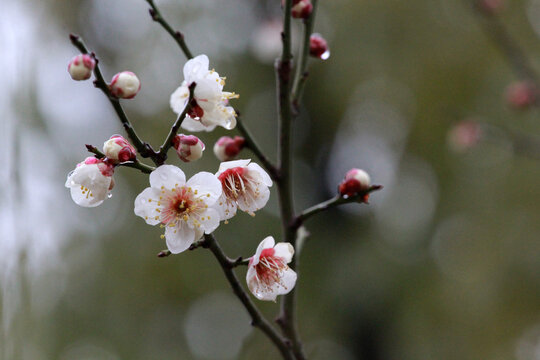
[235,114,279,181]
[69,34,157,161]
[291,0,319,112]
[153,83,196,165]
[85,144,155,174]
[291,185,384,231]
[146,0,194,60]
[203,234,295,360]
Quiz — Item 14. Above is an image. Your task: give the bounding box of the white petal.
[247,163,273,187]
[246,266,259,297]
[214,194,237,221]
[251,236,275,266]
[183,54,209,82]
[194,78,222,103]
[274,243,294,264]
[181,116,216,132]
[134,187,163,225]
[197,208,220,234]
[150,165,186,190]
[69,186,104,207]
[170,83,189,114]
[237,185,270,213]
[165,223,196,254]
[275,268,297,296]
[187,172,222,203]
[216,159,251,175]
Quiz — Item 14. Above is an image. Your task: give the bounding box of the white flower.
[134,165,222,254]
[214,159,272,221]
[65,157,114,207]
[246,236,297,301]
[170,54,238,132]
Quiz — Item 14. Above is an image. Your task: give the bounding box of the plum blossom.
[134,165,222,254]
[103,134,137,163]
[246,236,297,301]
[170,54,238,132]
[338,168,371,197]
[65,157,114,207]
[213,136,245,162]
[110,71,141,99]
[67,54,95,81]
[214,159,272,221]
[172,134,205,162]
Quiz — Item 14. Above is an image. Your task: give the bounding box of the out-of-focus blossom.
[213,136,245,162]
[214,159,272,221]
[103,135,137,163]
[246,236,297,301]
[477,0,504,14]
[170,55,238,132]
[447,121,483,153]
[505,81,537,109]
[172,134,205,162]
[134,165,221,254]
[291,0,313,19]
[309,33,330,60]
[65,157,114,207]
[67,54,95,81]
[338,168,371,197]
[110,71,141,99]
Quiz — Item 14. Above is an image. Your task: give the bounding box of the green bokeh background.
[2,0,540,359]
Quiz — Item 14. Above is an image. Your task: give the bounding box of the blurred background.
[2,0,540,359]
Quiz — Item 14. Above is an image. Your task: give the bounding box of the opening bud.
[103,135,137,163]
[67,54,95,81]
[213,136,245,162]
[338,168,371,197]
[505,81,538,109]
[309,34,330,60]
[291,0,313,19]
[110,71,141,99]
[172,134,205,162]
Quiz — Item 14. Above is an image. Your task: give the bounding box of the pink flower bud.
[447,121,482,152]
[338,168,371,197]
[291,0,313,19]
[505,81,537,109]
[67,54,95,81]
[309,34,330,60]
[477,0,504,14]
[213,136,245,162]
[172,134,205,162]
[110,71,141,99]
[103,135,137,163]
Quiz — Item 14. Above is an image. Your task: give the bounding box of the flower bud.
[213,136,245,162]
[309,34,330,60]
[110,71,141,99]
[67,54,95,81]
[172,134,205,162]
[338,168,371,197]
[505,81,537,109]
[291,0,313,19]
[103,135,137,163]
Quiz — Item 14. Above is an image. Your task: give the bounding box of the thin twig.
[291,0,319,113]
[146,0,194,59]
[235,114,279,181]
[70,34,157,162]
[203,234,294,360]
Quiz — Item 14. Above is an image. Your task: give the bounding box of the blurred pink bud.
[447,121,482,152]
[110,71,141,99]
[67,54,95,81]
[291,0,313,19]
[213,136,245,162]
[172,134,205,162]
[103,135,137,163]
[505,81,538,109]
[338,168,371,198]
[477,0,504,14]
[309,34,330,60]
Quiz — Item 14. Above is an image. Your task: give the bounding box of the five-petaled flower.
[65,157,114,207]
[246,236,297,301]
[214,159,273,221]
[170,54,239,132]
[134,165,222,254]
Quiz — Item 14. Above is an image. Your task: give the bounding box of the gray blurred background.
[2,0,540,359]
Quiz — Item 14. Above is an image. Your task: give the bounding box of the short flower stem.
[235,115,279,181]
[291,0,319,113]
[203,234,295,360]
[69,34,157,163]
[145,0,194,60]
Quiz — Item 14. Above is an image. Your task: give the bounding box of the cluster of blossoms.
[65,52,302,301]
